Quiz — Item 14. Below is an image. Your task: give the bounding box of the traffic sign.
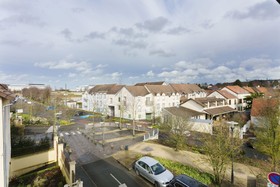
[268,172,280,185]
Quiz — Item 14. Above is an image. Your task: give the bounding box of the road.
[59,119,152,187]
[77,157,151,187]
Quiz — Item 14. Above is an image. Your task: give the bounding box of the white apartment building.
[207,90,238,110]
[181,97,236,120]
[82,83,206,120]
[221,86,250,111]
[170,84,207,101]
[0,84,15,187]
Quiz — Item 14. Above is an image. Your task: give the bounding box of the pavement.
[113,141,263,187]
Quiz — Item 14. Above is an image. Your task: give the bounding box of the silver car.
[134,156,174,187]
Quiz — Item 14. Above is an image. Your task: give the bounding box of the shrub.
[155,157,213,185]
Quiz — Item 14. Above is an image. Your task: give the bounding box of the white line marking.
[59,133,64,137]
[65,132,69,135]
[77,131,81,134]
[80,165,98,187]
[110,173,121,185]
[71,131,76,135]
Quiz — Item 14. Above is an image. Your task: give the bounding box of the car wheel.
[135,169,140,176]
[154,182,160,187]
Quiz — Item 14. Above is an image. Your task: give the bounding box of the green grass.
[155,157,213,185]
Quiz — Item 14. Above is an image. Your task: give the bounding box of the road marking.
[59,133,64,137]
[71,131,76,135]
[80,165,98,187]
[77,131,81,134]
[65,132,69,135]
[110,173,121,185]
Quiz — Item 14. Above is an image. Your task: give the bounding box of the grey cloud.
[110,27,147,38]
[166,26,190,35]
[61,29,106,42]
[72,7,85,13]
[85,31,105,39]
[0,39,26,46]
[200,20,214,29]
[61,28,72,40]
[0,14,45,28]
[227,1,280,20]
[135,17,169,32]
[240,58,276,70]
[149,49,175,57]
[113,39,147,49]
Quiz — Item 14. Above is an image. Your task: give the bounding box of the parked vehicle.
[168,174,208,187]
[134,156,174,187]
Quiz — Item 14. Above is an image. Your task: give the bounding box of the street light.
[227,121,238,185]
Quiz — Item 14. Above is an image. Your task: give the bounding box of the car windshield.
[151,163,166,175]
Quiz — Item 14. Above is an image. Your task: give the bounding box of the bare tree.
[161,115,193,151]
[254,98,280,172]
[202,121,242,186]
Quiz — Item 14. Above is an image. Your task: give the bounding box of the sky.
[0,0,280,90]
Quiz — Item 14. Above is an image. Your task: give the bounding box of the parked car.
[168,174,208,187]
[134,156,174,187]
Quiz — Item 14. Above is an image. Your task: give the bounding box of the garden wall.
[9,136,77,186]
[10,149,56,178]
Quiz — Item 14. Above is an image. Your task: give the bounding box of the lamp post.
[230,125,234,185]
[227,121,238,185]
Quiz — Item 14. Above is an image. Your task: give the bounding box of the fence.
[54,136,77,186]
[143,128,159,141]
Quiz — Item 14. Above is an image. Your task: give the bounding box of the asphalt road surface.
[59,119,152,187]
[77,157,151,187]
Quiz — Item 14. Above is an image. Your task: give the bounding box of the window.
[118,97,121,102]
[174,182,184,187]
[229,100,231,105]
[151,163,166,175]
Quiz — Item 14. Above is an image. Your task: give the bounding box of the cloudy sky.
[0,0,280,89]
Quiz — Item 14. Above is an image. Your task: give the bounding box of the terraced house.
[82,83,207,120]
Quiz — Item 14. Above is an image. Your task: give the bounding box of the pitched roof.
[164,106,205,118]
[135,81,165,86]
[107,85,125,94]
[144,85,175,96]
[243,86,256,94]
[251,98,279,116]
[125,86,149,96]
[216,90,237,99]
[194,97,225,106]
[204,106,236,116]
[255,87,275,97]
[225,86,249,94]
[0,84,15,100]
[170,84,204,94]
[89,84,124,94]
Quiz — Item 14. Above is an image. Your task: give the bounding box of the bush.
[155,157,213,185]
[9,166,65,187]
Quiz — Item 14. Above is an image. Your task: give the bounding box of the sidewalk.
[113,142,263,187]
